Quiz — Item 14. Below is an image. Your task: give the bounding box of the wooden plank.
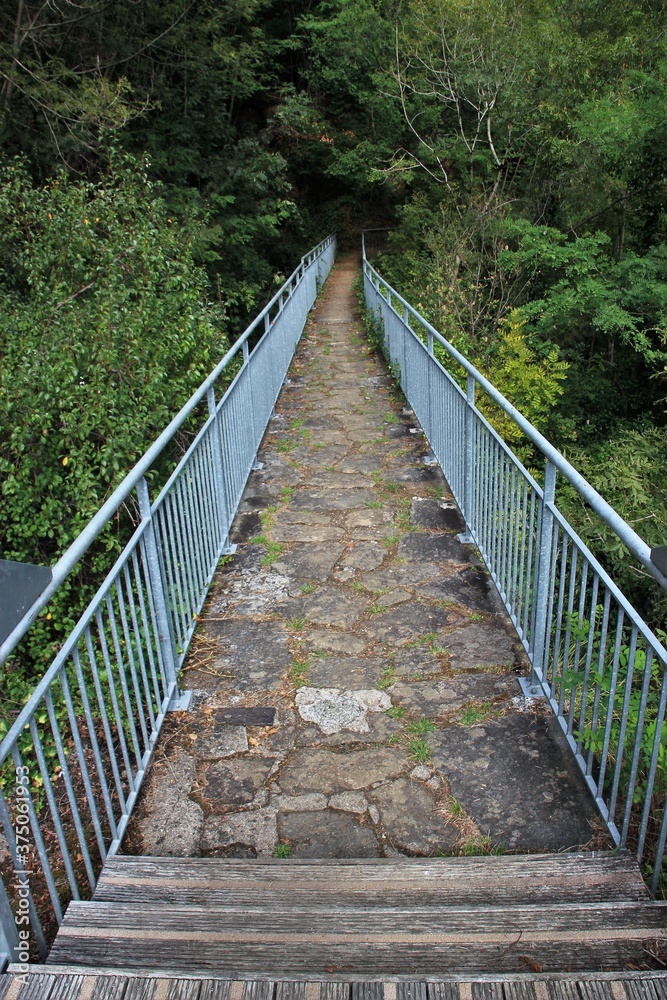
[243,983,275,1000]
[623,982,667,1000]
[198,982,231,1000]
[351,985,383,1000]
[319,985,349,1000]
[547,985,579,1000]
[164,980,202,999]
[427,984,458,1000]
[502,984,536,1000]
[96,854,648,905]
[121,979,157,1000]
[396,985,427,1000]
[275,983,307,1000]
[42,935,667,978]
[576,983,614,1000]
[51,899,667,941]
[90,975,129,1000]
[11,973,60,1000]
[472,985,503,1000]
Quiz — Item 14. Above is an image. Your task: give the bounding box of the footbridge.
[1,235,666,995]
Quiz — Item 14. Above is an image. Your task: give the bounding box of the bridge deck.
[122,253,606,862]
[4,969,667,999]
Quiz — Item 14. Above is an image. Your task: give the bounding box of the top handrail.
[0,234,335,666]
[362,233,667,591]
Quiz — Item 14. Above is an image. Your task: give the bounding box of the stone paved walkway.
[125,255,608,860]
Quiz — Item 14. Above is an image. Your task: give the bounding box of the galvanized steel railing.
[363,238,667,894]
[0,235,335,966]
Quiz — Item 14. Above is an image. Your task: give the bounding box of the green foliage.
[478,310,569,450]
[0,154,227,719]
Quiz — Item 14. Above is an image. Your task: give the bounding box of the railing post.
[207,387,237,554]
[0,875,20,970]
[136,477,190,711]
[458,375,476,544]
[523,460,557,697]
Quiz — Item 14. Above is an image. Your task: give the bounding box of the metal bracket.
[457,531,474,546]
[222,543,238,556]
[252,461,265,471]
[422,453,438,468]
[519,675,546,700]
[168,689,193,713]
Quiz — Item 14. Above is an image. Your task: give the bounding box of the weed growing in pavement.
[300,583,318,594]
[387,705,406,719]
[378,665,396,690]
[458,701,496,726]
[274,843,293,858]
[407,718,436,735]
[290,659,310,687]
[407,737,432,764]
[286,616,308,631]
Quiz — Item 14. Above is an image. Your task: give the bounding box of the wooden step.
[96,852,650,907]
[48,899,667,976]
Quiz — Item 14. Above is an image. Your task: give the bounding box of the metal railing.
[363,237,667,894]
[0,235,336,966]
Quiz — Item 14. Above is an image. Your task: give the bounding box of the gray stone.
[135,755,203,856]
[411,765,432,780]
[329,790,368,814]
[360,603,450,645]
[276,793,328,812]
[272,542,346,582]
[314,472,371,489]
[292,489,377,511]
[271,509,333,526]
[308,656,387,689]
[295,688,367,734]
[270,524,345,543]
[376,588,412,608]
[410,498,464,532]
[278,809,379,857]
[208,619,292,691]
[303,588,367,627]
[393,646,444,678]
[389,674,519,717]
[362,562,441,591]
[222,571,290,615]
[444,622,517,671]
[202,807,278,857]
[368,777,458,855]
[301,630,367,656]
[416,567,502,614]
[398,532,471,564]
[296,711,404,748]
[194,726,248,760]
[279,747,406,796]
[338,541,385,571]
[337,454,385,473]
[202,757,275,806]
[430,714,608,851]
[344,508,394,529]
[303,446,350,469]
[295,687,391,734]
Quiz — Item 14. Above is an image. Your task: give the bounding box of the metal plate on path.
[215,707,276,726]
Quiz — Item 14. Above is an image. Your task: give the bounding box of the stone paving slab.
[124,254,609,862]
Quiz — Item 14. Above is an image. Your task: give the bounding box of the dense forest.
[0,0,665,690]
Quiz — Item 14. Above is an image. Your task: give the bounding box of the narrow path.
[126,255,606,860]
